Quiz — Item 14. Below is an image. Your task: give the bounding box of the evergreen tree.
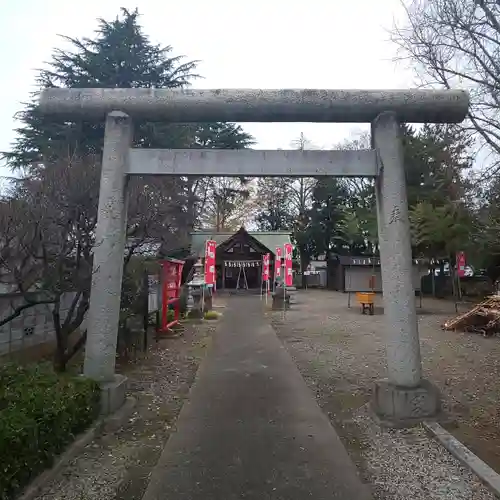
[308,178,350,256]
[3,8,252,171]
[404,124,474,255]
[403,124,473,208]
[476,177,500,280]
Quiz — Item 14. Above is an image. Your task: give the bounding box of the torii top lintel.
[38,88,469,124]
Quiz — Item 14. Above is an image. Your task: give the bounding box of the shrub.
[167,308,175,323]
[204,310,219,320]
[0,363,100,499]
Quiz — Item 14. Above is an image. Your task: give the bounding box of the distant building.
[328,255,427,293]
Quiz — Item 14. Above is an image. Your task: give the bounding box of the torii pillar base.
[372,379,441,428]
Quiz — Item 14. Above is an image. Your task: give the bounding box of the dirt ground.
[270,290,500,474]
[32,319,216,500]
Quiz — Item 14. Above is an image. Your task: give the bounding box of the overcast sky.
[0,0,412,178]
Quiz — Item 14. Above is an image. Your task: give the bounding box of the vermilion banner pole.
[263,253,270,304]
[284,243,293,287]
[205,240,216,285]
[283,243,293,319]
[275,246,282,292]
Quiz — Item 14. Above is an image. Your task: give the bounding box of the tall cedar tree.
[2,8,253,171]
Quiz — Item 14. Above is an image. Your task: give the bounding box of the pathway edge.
[424,420,500,498]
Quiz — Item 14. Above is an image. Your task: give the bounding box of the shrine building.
[189,227,292,290]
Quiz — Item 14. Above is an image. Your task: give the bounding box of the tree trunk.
[54,329,87,372]
[52,297,66,372]
[437,260,446,298]
[300,249,309,289]
[53,347,66,372]
[216,214,220,232]
[52,292,89,372]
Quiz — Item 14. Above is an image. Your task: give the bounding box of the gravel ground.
[270,290,499,499]
[352,405,494,499]
[32,320,215,500]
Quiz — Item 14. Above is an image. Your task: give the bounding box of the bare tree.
[0,200,58,322]
[392,0,500,174]
[0,157,99,370]
[289,132,317,216]
[127,175,190,257]
[290,131,318,152]
[335,132,375,212]
[0,156,188,370]
[198,177,255,231]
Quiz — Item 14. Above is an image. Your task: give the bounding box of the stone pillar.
[83,112,131,406]
[371,112,439,425]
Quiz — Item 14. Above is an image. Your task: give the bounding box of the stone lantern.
[186,258,213,317]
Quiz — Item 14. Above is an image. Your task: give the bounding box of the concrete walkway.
[141,296,373,500]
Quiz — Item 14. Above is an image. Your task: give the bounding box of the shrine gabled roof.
[189,227,292,258]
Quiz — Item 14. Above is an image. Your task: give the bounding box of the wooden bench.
[355,292,375,315]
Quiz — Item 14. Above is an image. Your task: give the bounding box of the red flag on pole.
[262,253,270,282]
[204,240,216,285]
[284,243,293,287]
[456,251,466,278]
[275,246,282,278]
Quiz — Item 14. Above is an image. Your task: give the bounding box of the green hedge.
[0,363,100,499]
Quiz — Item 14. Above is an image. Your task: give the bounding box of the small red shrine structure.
[158,258,184,333]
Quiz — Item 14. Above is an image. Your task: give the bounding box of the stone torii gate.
[39,88,468,423]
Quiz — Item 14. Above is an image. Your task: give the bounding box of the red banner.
[284,243,293,287]
[204,240,216,285]
[275,247,282,278]
[262,253,270,282]
[456,251,466,278]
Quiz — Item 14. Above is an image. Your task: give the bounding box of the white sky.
[0,0,413,178]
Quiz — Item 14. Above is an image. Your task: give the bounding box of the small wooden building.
[190,227,292,290]
[328,255,427,293]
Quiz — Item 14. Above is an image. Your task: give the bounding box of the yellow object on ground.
[355,292,375,315]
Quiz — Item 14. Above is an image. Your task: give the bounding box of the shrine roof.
[190,227,292,258]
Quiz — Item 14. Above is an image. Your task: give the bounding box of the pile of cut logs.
[442,296,500,337]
